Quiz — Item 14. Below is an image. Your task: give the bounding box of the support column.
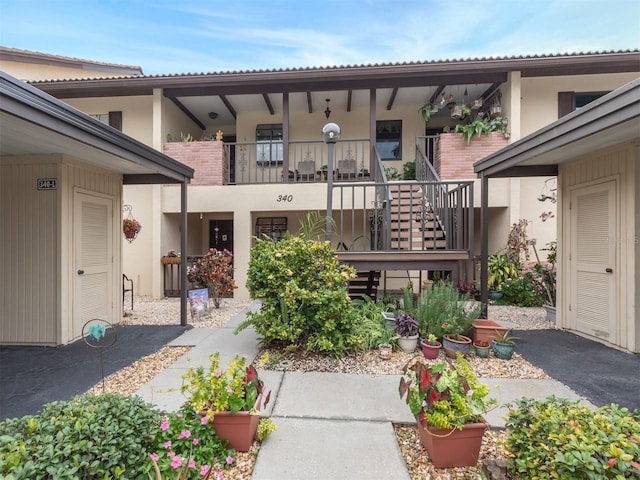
[180,178,188,326]
[480,173,489,316]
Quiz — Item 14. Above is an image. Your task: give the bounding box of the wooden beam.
[347,90,353,112]
[386,88,398,110]
[262,93,275,115]
[219,95,237,119]
[168,97,205,130]
[429,85,445,104]
[306,91,312,113]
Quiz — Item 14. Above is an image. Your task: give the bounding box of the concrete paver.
[252,418,410,480]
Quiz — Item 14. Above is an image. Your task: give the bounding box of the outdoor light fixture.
[324,98,331,119]
[208,112,218,119]
[322,122,341,241]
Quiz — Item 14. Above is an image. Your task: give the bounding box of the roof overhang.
[0,71,193,184]
[474,77,640,178]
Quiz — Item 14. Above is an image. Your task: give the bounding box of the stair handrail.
[372,147,392,250]
[415,140,448,235]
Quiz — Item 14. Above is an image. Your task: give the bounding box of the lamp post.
[322,122,341,241]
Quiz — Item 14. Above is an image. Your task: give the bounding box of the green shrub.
[506,396,640,479]
[237,233,360,356]
[501,272,545,306]
[0,393,162,479]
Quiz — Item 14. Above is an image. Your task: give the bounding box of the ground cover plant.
[237,232,361,356]
[0,393,161,479]
[506,396,640,479]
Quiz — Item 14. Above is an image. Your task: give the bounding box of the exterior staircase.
[388,184,446,250]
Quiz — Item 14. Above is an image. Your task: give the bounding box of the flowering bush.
[181,353,270,415]
[398,354,496,430]
[187,249,237,308]
[149,404,232,479]
[237,233,360,357]
[123,218,141,236]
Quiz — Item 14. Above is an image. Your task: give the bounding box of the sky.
[0,0,639,75]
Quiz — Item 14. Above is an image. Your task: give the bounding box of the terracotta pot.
[442,334,472,358]
[472,319,508,344]
[416,417,488,468]
[161,256,181,264]
[207,395,262,451]
[420,339,441,359]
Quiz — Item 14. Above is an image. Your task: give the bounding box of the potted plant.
[420,333,441,359]
[395,313,419,353]
[398,354,497,468]
[533,241,557,323]
[181,352,271,451]
[473,339,491,358]
[492,330,518,360]
[122,217,141,242]
[440,317,474,358]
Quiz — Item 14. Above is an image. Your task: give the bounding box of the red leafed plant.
[398,354,496,430]
[187,248,237,308]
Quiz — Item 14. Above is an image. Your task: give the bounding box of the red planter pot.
[416,417,488,468]
[420,339,442,359]
[206,395,262,452]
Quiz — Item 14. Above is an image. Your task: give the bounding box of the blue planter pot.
[492,339,515,359]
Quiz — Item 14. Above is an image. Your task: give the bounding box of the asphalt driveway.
[0,324,190,420]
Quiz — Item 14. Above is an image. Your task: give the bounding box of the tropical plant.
[186,249,237,308]
[384,166,401,180]
[451,112,509,143]
[506,218,531,268]
[493,330,518,345]
[487,253,519,289]
[418,102,433,123]
[296,211,335,241]
[181,353,270,416]
[532,240,557,306]
[398,354,497,430]
[402,161,416,180]
[501,272,545,307]
[394,313,419,337]
[506,396,640,479]
[237,232,360,357]
[352,297,398,350]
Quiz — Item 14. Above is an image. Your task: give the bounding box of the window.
[376,120,402,160]
[256,124,283,164]
[558,91,608,118]
[255,217,287,242]
[89,111,122,131]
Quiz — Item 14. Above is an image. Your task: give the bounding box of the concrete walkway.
[135,302,593,480]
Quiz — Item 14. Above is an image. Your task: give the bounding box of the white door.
[74,193,113,340]
[569,180,617,342]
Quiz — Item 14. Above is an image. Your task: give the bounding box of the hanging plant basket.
[122,218,141,243]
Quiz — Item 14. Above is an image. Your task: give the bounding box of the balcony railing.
[225,139,372,184]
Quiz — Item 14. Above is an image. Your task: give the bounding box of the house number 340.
[277,194,293,202]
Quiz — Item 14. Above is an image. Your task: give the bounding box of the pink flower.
[226,386,233,393]
[150,453,159,462]
[178,429,191,439]
[171,456,183,469]
[201,415,209,425]
[242,354,248,359]
[163,441,172,449]
[200,465,210,476]
[192,438,199,445]
[214,369,222,377]
[176,413,184,418]
[160,420,170,431]
[226,455,234,465]
[188,458,196,468]
[467,389,474,396]
[167,450,175,457]
[213,470,224,480]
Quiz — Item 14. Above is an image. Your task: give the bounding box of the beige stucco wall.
[559,142,638,353]
[520,72,639,137]
[64,96,154,146]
